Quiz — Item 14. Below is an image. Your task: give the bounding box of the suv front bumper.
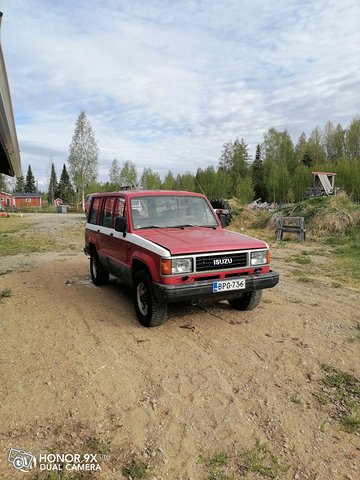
[153,270,279,304]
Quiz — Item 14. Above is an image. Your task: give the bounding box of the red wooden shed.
[13,192,43,208]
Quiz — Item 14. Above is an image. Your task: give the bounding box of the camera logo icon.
[8,448,36,472]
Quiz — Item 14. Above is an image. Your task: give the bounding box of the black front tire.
[133,270,167,327]
[90,251,109,286]
[228,290,263,311]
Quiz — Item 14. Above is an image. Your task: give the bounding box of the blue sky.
[1,0,359,189]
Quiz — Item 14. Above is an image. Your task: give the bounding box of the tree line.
[1,164,38,194]
[2,113,359,206]
[91,116,360,203]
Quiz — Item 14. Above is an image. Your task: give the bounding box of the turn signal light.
[161,259,172,275]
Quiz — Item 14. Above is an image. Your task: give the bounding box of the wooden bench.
[275,216,306,241]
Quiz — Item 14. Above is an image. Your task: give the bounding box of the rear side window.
[101,197,116,228]
[89,197,101,224]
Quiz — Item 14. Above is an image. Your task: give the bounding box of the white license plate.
[213,278,246,293]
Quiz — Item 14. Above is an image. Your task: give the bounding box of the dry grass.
[275,192,360,237]
[312,208,359,236]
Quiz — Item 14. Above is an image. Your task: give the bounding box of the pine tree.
[68,111,98,210]
[48,163,58,204]
[58,164,75,204]
[25,165,37,193]
[15,175,25,193]
[295,132,312,166]
[162,170,175,190]
[251,144,266,200]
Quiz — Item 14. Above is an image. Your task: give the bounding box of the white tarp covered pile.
[316,174,334,195]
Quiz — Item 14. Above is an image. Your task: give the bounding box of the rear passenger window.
[89,197,101,224]
[101,197,116,228]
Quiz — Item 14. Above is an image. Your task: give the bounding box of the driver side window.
[114,197,126,221]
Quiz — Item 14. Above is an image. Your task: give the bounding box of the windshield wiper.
[167,224,217,230]
[138,225,161,229]
[166,224,195,229]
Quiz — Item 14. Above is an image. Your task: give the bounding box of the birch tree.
[68,111,99,210]
[109,158,121,185]
[120,160,137,186]
[0,173,7,192]
[141,168,161,189]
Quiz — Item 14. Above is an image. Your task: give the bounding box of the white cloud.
[1,0,359,189]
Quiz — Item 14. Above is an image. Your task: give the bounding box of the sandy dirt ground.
[0,213,359,479]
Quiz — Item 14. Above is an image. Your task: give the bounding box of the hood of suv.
[138,227,267,255]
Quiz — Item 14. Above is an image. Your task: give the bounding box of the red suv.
[84,190,279,327]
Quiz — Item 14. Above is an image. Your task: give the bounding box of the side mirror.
[115,216,127,236]
[218,213,227,228]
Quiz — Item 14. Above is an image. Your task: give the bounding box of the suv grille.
[196,252,247,272]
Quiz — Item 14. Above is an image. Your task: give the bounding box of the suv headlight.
[250,250,269,266]
[161,258,193,275]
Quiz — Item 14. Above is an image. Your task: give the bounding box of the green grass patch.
[321,364,360,394]
[0,217,31,234]
[0,288,11,301]
[349,322,360,342]
[83,436,111,456]
[245,442,290,479]
[198,451,231,480]
[285,254,312,265]
[341,415,360,433]
[122,457,151,479]
[330,231,360,281]
[291,270,314,283]
[318,364,360,433]
[307,249,327,256]
[324,235,344,247]
[0,233,66,256]
[199,443,290,479]
[0,269,13,276]
[316,392,329,406]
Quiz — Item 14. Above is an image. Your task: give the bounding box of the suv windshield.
[130,195,218,230]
